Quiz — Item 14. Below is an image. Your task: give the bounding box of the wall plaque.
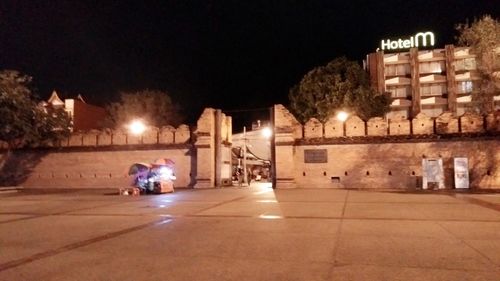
[304,149,327,163]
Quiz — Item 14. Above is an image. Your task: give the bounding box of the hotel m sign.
[380,31,435,51]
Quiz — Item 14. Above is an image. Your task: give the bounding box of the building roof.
[47,90,64,106]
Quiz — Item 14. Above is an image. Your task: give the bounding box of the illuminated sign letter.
[381,39,391,50]
[414,32,435,48]
[380,31,435,51]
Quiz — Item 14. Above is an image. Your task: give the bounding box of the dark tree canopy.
[104,90,184,129]
[0,70,71,149]
[456,15,500,113]
[288,57,391,123]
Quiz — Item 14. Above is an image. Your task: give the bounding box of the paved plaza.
[1,184,500,281]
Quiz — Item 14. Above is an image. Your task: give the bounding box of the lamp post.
[336,111,349,137]
[243,126,248,186]
[270,106,276,189]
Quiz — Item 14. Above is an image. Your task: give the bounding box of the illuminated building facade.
[366,45,499,119]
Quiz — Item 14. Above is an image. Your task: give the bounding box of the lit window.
[457,81,473,93]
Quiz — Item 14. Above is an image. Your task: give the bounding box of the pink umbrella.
[128,162,152,175]
[152,158,175,167]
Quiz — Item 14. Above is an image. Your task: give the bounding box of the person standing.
[236,167,243,187]
[247,171,252,187]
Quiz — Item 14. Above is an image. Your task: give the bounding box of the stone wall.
[193,108,233,188]
[292,140,499,189]
[345,116,366,137]
[58,124,191,147]
[273,105,500,189]
[324,116,344,137]
[273,104,499,138]
[7,148,193,189]
[367,117,387,136]
[0,107,232,189]
[274,104,303,139]
[304,118,323,139]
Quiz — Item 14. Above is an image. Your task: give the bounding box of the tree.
[32,105,72,147]
[456,15,500,113]
[0,70,71,150]
[104,90,184,129]
[288,57,391,123]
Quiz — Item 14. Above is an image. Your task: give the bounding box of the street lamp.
[336,111,349,122]
[128,119,146,135]
[261,127,272,138]
[336,111,349,137]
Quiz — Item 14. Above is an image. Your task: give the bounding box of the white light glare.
[336,111,349,122]
[129,120,146,135]
[159,167,176,180]
[258,214,283,220]
[262,127,272,138]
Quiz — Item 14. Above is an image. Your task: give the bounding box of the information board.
[454,157,469,189]
[422,158,445,189]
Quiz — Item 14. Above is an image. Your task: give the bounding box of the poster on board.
[454,157,469,189]
[422,158,445,189]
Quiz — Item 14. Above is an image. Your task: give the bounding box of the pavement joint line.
[327,190,350,279]
[3,211,499,223]
[0,200,145,225]
[435,220,500,269]
[330,262,500,273]
[187,195,253,216]
[0,217,173,273]
[449,195,500,225]
[451,194,500,212]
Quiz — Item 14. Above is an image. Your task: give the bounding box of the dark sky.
[0,0,498,126]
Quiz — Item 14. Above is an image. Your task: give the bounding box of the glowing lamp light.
[159,166,176,181]
[129,120,146,135]
[261,127,272,138]
[336,111,349,122]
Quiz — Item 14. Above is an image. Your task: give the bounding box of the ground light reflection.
[252,182,282,219]
[258,215,283,219]
[155,218,173,225]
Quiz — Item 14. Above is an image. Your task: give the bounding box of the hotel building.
[365,45,499,119]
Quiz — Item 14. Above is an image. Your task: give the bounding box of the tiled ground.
[0,185,499,281]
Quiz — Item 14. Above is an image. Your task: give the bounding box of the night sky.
[0,1,498,127]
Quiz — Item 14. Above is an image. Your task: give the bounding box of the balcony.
[454,48,475,58]
[384,53,410,64]
[455,71,480,81]
[418,49,445,61]
[390,99,412,108]
[421,96,447,105]
[386,77,411,86]
[457,95,472,104]
[420,74,446,84]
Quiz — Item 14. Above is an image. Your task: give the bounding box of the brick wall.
[293,140,499,189]
[273,104,500,189]
[0,107,229,189]
[273,104,499,138]
[1,147,193,189]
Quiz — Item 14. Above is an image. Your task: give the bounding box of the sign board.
[422,158,445,189]
[454,157,469,189]
[379,31,435,51]
[304,149,327,163]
